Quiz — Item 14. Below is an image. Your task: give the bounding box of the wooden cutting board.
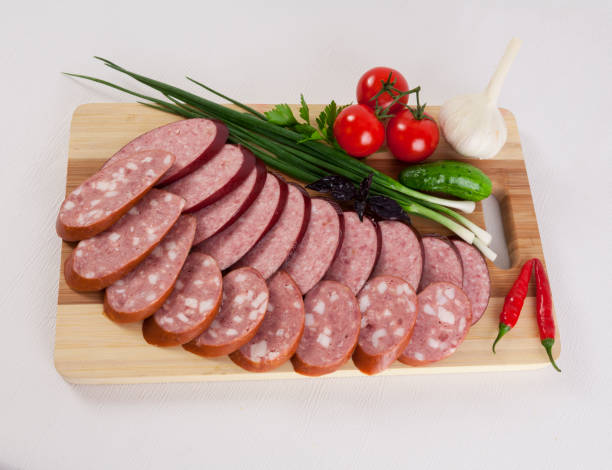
[55,103,560,384]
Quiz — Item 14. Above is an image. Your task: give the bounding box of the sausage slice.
[183,267,269,357]
[57,150,175,241]
[193,172,288,270]
[291,280,360,376]
[353,276,418,375]
[283,198,343,294]
[452,239,490,325]
[64,189,184,291]
[104,215,196,323]
[398,282,472,366]
[230,271,305,372]
[103,118,228,186]
[419,235,463,291]
[324,212,380,295]
[164,144,255,212]
[371,221,423,291]
[191,159,267,245]
[235,182,311,279]
[142,252,223,346]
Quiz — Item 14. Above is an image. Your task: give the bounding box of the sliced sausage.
[419,235,463,291]
[235,182,310,279]
[164,144,254,213]
[398,282,472,366]
[142,253,223,346]
[193,173,288,270]
[183,267,269,357]
[291,280,360,376]
[64,189,184,291]
[324,212,380,295]
[104,215,196,323]
[451,239,491,325]
[103,118,228,186]
[371,221,423,291]
[191,159,267,245]
[353,276,418,375]
[230,271,305,372]
[57,150,175,241]
[283,198,343,294]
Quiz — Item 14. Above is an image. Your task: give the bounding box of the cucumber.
[399,160,492,202]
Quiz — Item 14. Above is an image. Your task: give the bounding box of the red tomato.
[357,67,409,113]
[333,104,385,158]
[386,110,440,162]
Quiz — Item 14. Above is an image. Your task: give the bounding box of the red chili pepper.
[534,259,561,372]
[492,259,534,353]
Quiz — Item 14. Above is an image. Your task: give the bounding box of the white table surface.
[1,1,610,468]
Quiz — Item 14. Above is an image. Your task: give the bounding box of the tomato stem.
[370,72,420,120]
[405,87,428,121]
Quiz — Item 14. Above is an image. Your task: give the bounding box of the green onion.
[414,199,492,245]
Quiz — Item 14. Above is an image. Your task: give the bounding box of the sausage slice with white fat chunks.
[191,159,267,245]
[193,172,288,270]
[103,118,228,186]
[230,271,305,372]
[234,182,311,279]
[103,215,196,323]
[164,144,255,212]
[398,282,472,366]
[419,235,463,291]
[291,280,360,376]
[142,253,223,346]
[371,221,423,292]
[57,150,175,241]
[324,212,381,295]
[64,189,185,291]
[353,276,418,375]
[283,198,344,294]
[451,238,490,325]
[183,267,269,357]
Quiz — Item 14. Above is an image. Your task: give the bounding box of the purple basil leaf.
[306,175,357,201]
[358,173,373,202]
[354,200,367,222]
[367,195,411,223]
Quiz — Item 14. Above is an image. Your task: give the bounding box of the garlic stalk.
[439,38,522,159]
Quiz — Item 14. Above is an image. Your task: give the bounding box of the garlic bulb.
[440,38,522,159]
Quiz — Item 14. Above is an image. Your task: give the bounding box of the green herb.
[298,94,310,123]
[264,103,298,126]
[263,94,348,146]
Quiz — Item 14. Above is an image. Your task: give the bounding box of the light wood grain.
[55,103,560,383]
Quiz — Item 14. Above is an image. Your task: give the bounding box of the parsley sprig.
[264,94,349,146]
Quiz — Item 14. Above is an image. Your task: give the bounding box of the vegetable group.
[66,58,500,260]
[492,257,561,372]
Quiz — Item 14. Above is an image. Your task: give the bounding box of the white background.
[1,1,610,468]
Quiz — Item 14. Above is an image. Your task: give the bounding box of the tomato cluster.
[333,67,439,163]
